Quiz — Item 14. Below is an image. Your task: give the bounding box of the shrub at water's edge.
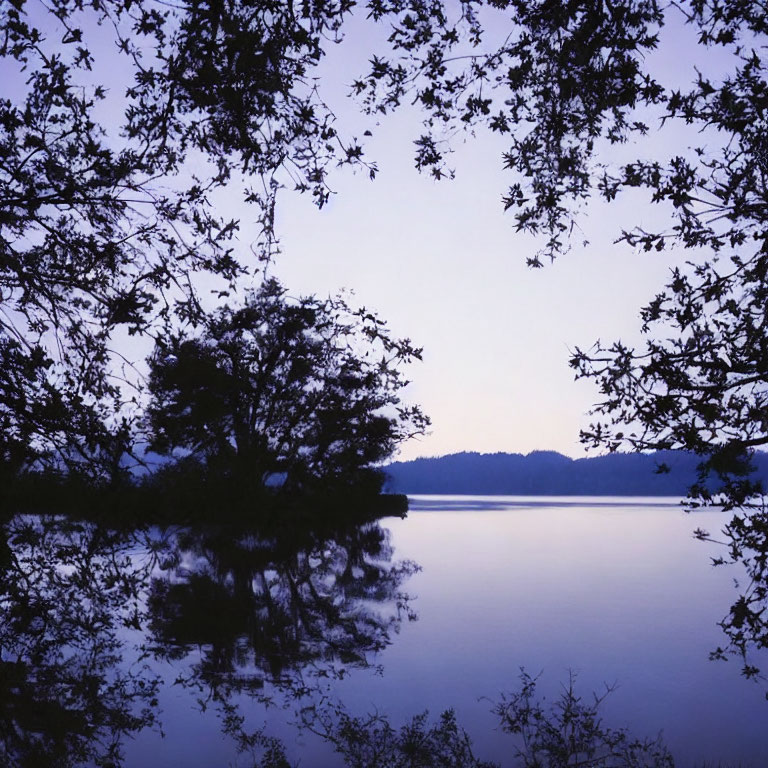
[0,462,408,527]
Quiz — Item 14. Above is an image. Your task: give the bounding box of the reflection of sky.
[119,499,768,767]
[404,494,688,511]
[355,500,767,767]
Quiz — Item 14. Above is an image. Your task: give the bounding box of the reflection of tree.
[0,516,161,767]
[700,508,768,680]
[303,671,673,768]
[147,520,419,700]
[0,511,420,766]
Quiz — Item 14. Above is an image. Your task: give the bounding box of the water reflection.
[407,495,685,512]
[0,516,161,767]
[0,512,417,766]
[3,501,768,767]
[147,521,418,699]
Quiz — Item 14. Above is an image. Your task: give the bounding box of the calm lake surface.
[127,496,767,767]
[5,496,768,767]
[380,496,768,767]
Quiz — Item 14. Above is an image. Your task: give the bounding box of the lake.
[381,497,768,767]
[2,496,767,767]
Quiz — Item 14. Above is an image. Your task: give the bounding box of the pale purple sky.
[270,134,672,462]
[257,11,720,462]
[15,4,734,462]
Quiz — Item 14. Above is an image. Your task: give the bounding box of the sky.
[270,130,671,462]
[12,4,731,464]
[248,12,713,462]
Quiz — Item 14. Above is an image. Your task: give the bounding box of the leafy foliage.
[493,671,673,768]
[5,0,767,499]
[572,251,768,510]
[698,503,768,681]
[341,0,768,506]
[306,706,497,768]
[146,277,429,494]
[0,0,372,472]
[4,0,768,692]
[305,670,673,768]
[358,0,666,263]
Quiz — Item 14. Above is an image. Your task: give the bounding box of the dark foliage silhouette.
[146,518,419,701]
[0,510,419,766]
[304,671,673,768]
[492,671,673,768]
[0,516,160,767]
[4,0,765,503]
[4,0,768,693]
[306,707,497,768]
[146,277,429,496]
[0,0,379,473]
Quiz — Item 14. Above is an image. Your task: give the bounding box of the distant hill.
[383,450,768,496]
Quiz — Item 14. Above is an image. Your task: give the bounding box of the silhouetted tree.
[146,277,428,494]
[1,0,374,472]
[571,252,768,510]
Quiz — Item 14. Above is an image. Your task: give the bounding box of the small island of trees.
[2,277,428,522]
[143,278,429,517]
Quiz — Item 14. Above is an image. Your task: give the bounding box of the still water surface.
[4,496,767,766]
[123,496,768,767]
[381,497,768,767]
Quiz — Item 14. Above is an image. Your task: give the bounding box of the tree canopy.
[353,0,768,513]
[146,278,428,495]
[1,0,372,472]
[339,0,767,492]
